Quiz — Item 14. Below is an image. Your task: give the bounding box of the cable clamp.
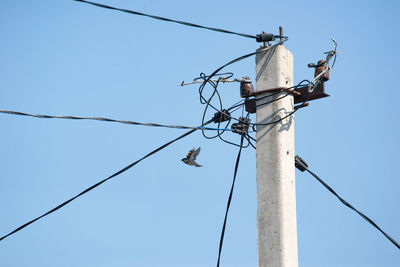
[256,32,275,42]
[231,117,251,135]
[212,109,231,123]
[295,155,308,172]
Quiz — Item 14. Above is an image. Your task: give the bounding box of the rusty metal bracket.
[246,98,310,114]
[243,87,302,114]
[241,87,301,98]
[294,83,329,104]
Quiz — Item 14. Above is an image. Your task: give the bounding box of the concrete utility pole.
[255,43,298,267]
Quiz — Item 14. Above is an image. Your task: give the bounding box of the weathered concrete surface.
[256,44,298,267]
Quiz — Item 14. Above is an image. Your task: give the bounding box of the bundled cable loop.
[191,38,289,147]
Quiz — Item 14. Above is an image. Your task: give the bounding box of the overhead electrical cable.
[255,79,311,109]
[198,39,288,123]
[74,0,256,40]
[0,120,212,242]
[245,135,256,149]
[195,39,288,147]
[0,110,229,131]
[216,135,245,267]
[295,155,400,250]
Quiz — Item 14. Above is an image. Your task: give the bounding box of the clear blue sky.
[1,0,399,266]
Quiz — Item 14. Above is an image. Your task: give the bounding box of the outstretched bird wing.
[189,147,200,160]
[186,148,195,160]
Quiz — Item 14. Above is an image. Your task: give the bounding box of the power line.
[0,120,211,242]
[216,135,244,267]
[197,39,287,118]
[295,155,400,250]
[245,134,256,149]
[195,41,334,133]
[74,0,256,40]
[0,109,230,131]
[196,39,288,147]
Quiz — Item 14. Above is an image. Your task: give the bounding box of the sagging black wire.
[216,135,245,267]
[0,110,230,131]
[0,120,212,242]
[295,155,400,250]
[74,0,256,40]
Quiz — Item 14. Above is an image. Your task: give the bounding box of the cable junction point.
[212,109,231,123]
[231,117,250,135]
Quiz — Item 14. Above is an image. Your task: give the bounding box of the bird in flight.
[182,147,202,167]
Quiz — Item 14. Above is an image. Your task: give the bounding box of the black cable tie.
[295,155,308,172]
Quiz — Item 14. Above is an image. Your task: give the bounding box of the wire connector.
[231,117,251,135]
[256,32,275,43]
[212,109,231,123]
[295,155,308,172]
